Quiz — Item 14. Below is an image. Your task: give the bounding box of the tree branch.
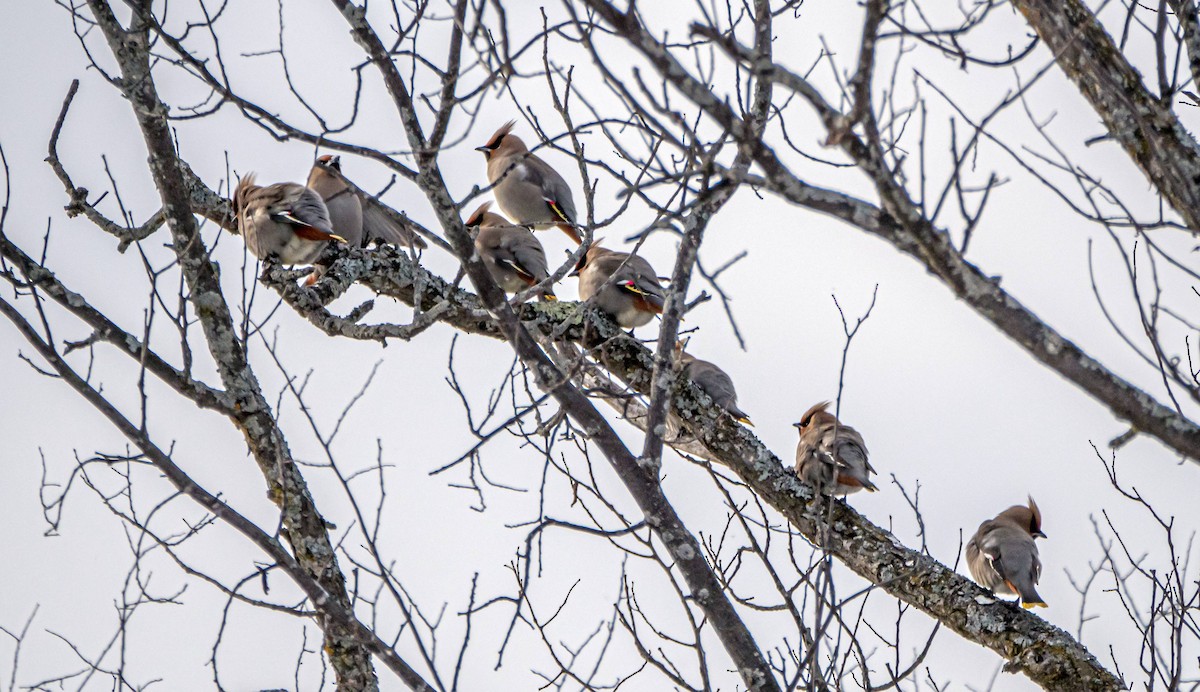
[1012,0,1200,232]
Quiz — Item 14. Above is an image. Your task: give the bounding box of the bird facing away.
[966,497,1048,609]
[572,242,666,328]
[793,402,878,496]
[465,201,556,301]
[233,174,346,265]
[475,121,582,243]
[673,341,752,425]
[306,155,427,250]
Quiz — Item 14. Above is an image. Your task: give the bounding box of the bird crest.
[464,200,494,227]
[795,401,832,429]
[571,239,605,275]
[316,154,342,171]
[479,120,517,153]
[232,173,258,215]
[1027,496,1045,538]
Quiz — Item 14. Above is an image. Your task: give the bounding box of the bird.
[465,201,556,301]
[233,174,346,265]
[673,340,752,425]
[966,497,1048,609]
[793,402,878,496]
[475,121,582,243]
[572,242,666,328]
[306,155,427,250]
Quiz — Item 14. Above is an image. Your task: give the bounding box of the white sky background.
[1,0,1198,690]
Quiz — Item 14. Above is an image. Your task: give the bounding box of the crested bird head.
[475,120,518,159]
[997,497,1046,539]
[793,401,834,434]
[316,154,342,171]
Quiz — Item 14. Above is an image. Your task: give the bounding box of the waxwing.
[465,201,556,301]
[475,121,581,243]
[793,402,878,495]
[966,497,1048,608]
[233,174,345,265]
[673,341,752,425]
[572,242,665,328]
[306,155,427,249]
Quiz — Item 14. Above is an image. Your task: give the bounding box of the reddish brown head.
[316,154,342,171]
[570,240,607,276]
[475,120,526,160]
[464,200,494,227]
[464,200,513,230]
[793,401,834,433]
[998,497,1047,539]
[232,174,259,216]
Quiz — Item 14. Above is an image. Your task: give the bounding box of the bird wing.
[273,188,343,241]
[834,438,872,473]
[616,257,666,311]
[520,157,578,224]
[689,362,749,421]
[503,231,550,282]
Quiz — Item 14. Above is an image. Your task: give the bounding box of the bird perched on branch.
[966,497,1048,609]
[233,174,346,266]
[673,340,752,426]
[465,201,556,302]
[475,121,581,243]
[572,242,665,328]
[793,402,878,496]
[306,155,426,250]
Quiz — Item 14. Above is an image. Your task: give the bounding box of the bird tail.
[554,221,582,243]
[539,289,558,302]
[290,223,347,244]
[1006,578,1047,608]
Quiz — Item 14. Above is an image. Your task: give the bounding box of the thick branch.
[327,2,780,688]
[82,2,383,687]
[0,232,230,413]
[0,295,435,692]
[243,225,1124,689]
[586,1,1200,468]
[1012,0,1200,232]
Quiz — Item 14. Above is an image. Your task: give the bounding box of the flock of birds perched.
[230,122,1048,611]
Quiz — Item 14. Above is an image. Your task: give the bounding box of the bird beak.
[1034,530,1047,539]
[331,155,340,165]
[474,145,491,153]
[792,422,802,429]
[568,268,580,277]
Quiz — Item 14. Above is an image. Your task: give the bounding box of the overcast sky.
[1,1,1198,690]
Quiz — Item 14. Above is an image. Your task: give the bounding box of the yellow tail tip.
[543,293,558,302]
[331,234,348,243]
[1021,601,1048,609]
[736,417,754,427]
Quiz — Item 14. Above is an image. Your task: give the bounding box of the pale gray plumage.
[573,242,665,328]
[476,121,581,243]
[465,201,555,301]
[306,155,426,249]
[233,174,345,265]
[966,497,1048,608]
[674,342,751,425]
[793,402,877,496]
